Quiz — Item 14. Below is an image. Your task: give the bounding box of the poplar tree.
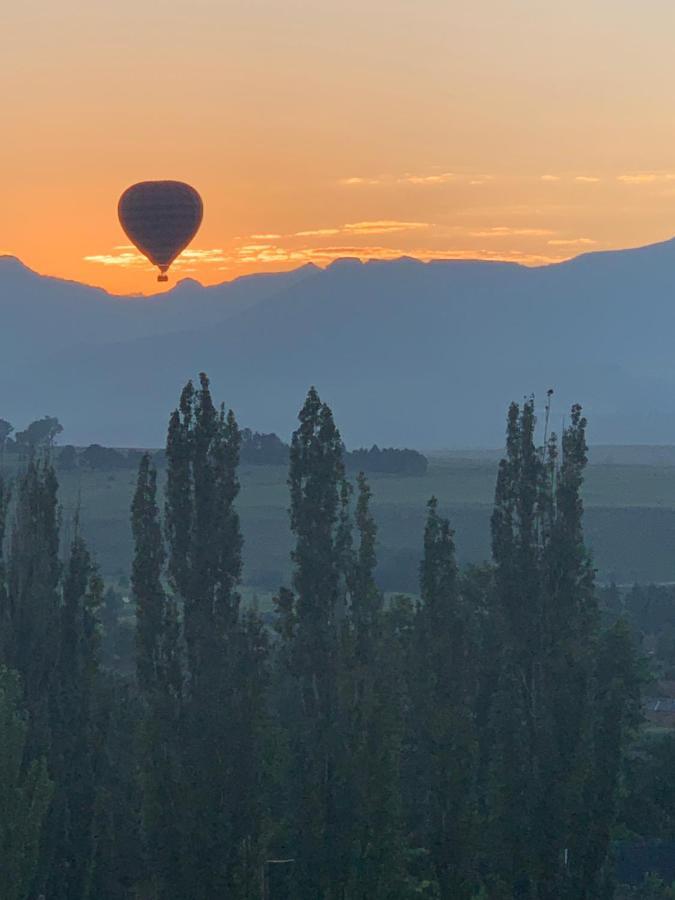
[487,400,611,899]
[276,386,349,899]
[45,531,104,898]
[165,373,267,898]
[0,474,9,651]
[572,618,643,899]
[5,459,61,752]
[132,454,183,898]
[486,400,546,897]
[412,497,478,900]
[0,666,52,900]
[342,473,407,899]
[87,678,145,900]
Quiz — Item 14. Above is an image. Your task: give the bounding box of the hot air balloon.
[118,181,203,282]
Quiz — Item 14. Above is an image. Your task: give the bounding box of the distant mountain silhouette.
[3,239,675,447]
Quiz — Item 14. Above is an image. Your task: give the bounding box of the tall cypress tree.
[87,676,145,900]
[0,666,52,900]
[537,404,597,899]
[5,459,61,749]
[342,473,407,899]
[487,400,607,899]
[412,497,478,900]
[165,373,267,898]
[276,386,349,899]
[44,529,103,899]
[572,618,643,899]
[0,473,9,655]
[486,400,547,897]
[132,453,183,899]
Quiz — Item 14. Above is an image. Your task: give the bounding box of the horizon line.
[2,233,674,298]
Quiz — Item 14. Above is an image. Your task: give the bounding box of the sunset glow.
[4,0,675,294]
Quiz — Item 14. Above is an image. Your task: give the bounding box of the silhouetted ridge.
[4,237,675,447]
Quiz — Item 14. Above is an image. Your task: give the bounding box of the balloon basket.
[157,275,169,283]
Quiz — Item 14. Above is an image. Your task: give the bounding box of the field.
[7,453,675,592]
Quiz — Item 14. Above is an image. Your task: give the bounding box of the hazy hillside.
[4,239,675,446]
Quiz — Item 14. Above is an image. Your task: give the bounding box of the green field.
[6,455,674,590]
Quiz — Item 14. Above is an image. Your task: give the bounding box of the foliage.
[57,444,78,471]
[0,666,52,900]
[238,427,429,475]
[0,417,13,448]
[0,382,655,899]
[160,373,268,898]
[240,427,290,465]
[14,415,63,450]
[347,444,428,476]
[80,443,129,470]
[410,497,478,899]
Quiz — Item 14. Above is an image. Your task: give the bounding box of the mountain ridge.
[3,238,675,447]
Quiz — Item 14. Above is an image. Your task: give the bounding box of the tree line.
[0,374,660,898]
[2,418,428,476]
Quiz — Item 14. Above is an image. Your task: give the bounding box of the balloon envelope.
[118,181,203,281]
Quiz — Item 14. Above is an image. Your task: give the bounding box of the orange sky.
[4,0,675,294]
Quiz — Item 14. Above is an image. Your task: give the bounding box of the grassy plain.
[5,455,671,591]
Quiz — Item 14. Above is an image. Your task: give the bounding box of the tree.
[165,373,268,898]
[0,474,10,654]
[346,445,428,476]
[45,530,104,900]
[0,666,52,900]
[275,386,350,899]
[0,417,13,450]
[87,676,145,900]
[81,444,126,470]
[486,399,557,897]
[15,415,63,451]
[57,444,78,471]
[572,617,644,898]
[132,453,183,898]
[341,473,408,899]
[4,459,61,758]
[240,428,290,465]
[485,399,626,899]
[411,497,478,900]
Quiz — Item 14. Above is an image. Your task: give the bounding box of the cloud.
[540,174,600,183]
[399,172,456,185]
[469,226,555,238]
[547,238,597,246]
[178,249,228,262]
[343,220,430,235]
[249,233,282,239]
[617,172,675,184]
[338,176,382,186]
[293,221,430,238]
[84,250,147,267]
[339,172,486,187]
[237,246,308,264]
[84,247,229,267]
[231,240,565,269]
[294,228,342,237]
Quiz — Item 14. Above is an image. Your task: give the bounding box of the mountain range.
[3,238,675,448]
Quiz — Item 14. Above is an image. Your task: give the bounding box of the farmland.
[16,452,675,591]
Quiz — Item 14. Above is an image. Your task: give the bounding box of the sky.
[3,0,675,294]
